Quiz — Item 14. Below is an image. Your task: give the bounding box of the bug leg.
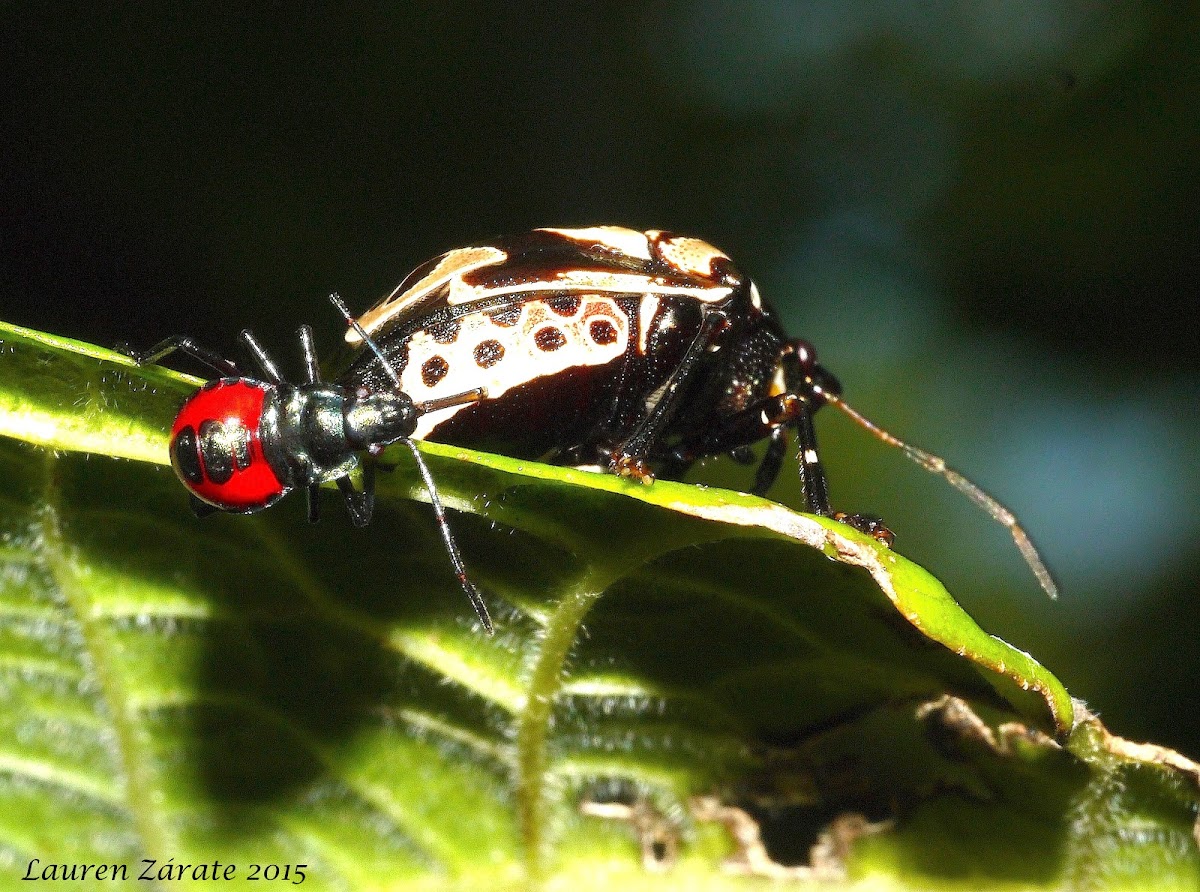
[791,400,895,544]
[188,493,220,518]
[792,398,833,516]
[609,308,731,484]
[729,446,757,466]
[298,324,321,384]
[336,463,375,527]
[752,426,789,496]
[306,483,322,523]
[834,512,895,547]
[125,336,240,377]
[239,330,285,385]
[657,449,695,482]
[666,393,801,495]
[777,343,895,544]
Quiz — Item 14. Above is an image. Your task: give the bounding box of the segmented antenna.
[330,292,485,412]
[328,292,495,633]
[415,388,487,415]
[816,388,1058,600]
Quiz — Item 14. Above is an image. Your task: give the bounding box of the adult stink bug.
[138,225,1056,633]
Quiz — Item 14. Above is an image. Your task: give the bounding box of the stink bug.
[137,225,1056,634]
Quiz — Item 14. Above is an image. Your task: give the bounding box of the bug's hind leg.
[336,463,375,527]
[607,308,731,484]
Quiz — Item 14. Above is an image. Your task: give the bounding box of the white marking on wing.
[349,246,507,343]
[537,226,653,259]
[409,297,630,439]
[648,233,730,279]
[638,295,661,354]
[444,270,731,305]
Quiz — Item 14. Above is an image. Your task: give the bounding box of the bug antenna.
[402,438,494,634]
[817,389,1058,600]
[329,293,404,390]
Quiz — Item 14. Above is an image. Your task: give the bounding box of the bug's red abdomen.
[169,379,287,512]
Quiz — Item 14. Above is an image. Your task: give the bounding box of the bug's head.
[169,378,290,513]
[343,387,420,451]
[786,338,842,407]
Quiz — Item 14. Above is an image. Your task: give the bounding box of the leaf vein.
[0,750,122,805]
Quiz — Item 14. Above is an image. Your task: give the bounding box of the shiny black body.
[336,226,841,504]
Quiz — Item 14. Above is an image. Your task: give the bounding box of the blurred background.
[3,4,1197,756]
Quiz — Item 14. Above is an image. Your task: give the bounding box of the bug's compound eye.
[792,339,818,370]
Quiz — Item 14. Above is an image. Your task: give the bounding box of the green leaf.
[1,319,1198,890]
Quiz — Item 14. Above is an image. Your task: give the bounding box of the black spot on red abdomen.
[170,427,204,484]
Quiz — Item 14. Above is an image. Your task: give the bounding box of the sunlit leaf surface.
[1,320,1197,890]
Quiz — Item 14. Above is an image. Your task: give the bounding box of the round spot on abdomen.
[473,339,505,368]
[487,306,522,327]
[589,319,617,345]
[534,326,566,352]
[549,295,581,317]
[421,355,449,387]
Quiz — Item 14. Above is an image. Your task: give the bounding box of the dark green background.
[3,3,1197,758]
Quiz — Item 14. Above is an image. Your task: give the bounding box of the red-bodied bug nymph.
[137,226,1057,635]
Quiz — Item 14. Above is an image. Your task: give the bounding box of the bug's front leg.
[791,396,832,516]
[790,396,892,544]
[124,335,240,377]
[665,392,804,495]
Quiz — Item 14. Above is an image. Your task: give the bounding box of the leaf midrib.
[35,451,172,870]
